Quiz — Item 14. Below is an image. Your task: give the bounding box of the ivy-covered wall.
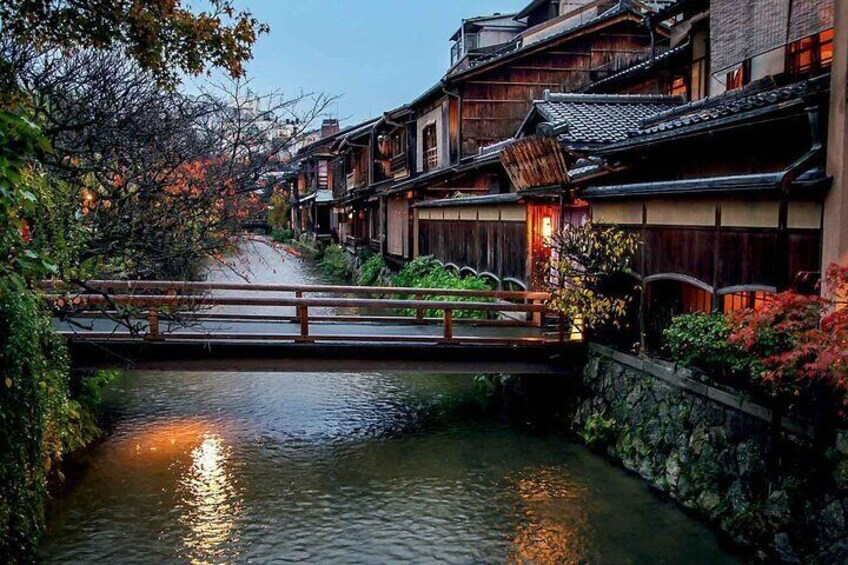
[574,344,848,563]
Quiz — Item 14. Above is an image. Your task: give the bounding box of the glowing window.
[722,291,774,314]
[787,29,834,75]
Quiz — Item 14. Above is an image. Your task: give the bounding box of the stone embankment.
[573,344,848,563]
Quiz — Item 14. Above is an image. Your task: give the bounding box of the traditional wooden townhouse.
[554,0,838,347]
[290,118,378,245]
[507,90,683,285]
[289,119,340,240]
[329,119,379,252]
[393,0,674,287]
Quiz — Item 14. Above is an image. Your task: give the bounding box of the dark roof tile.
[529,93,682,145]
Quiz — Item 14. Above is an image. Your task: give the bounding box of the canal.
[40,240,739,564]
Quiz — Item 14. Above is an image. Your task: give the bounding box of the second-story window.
[726,59,751,91]
[422,123,438,172]
[670,76,687,98]
[787,29,834,76]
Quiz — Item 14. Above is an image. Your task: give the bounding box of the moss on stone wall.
[574,348,848,563]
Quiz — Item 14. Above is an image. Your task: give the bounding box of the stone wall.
[573,344,848,563]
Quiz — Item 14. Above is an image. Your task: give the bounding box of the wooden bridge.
[46,281,583,373]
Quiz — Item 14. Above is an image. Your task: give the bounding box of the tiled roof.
[530,93,682,145]
[600,75,831,151]
[583,168,830,199]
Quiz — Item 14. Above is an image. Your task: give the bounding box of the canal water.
[40,240,739,564]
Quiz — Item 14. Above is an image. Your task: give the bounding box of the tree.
[0,0,268,89]
[10,49,334,280]
[727,264,848,422]
[545,220,640,334]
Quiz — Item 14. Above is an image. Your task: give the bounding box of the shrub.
[726,265,848,420]
[267,193,290,233]
[546,221,640,332]
[664,312,758,380]
[318,244,350,280]
[357,254,389,287]
[391,256,494,320]
[271,227,293,243]
[579,411,619,447]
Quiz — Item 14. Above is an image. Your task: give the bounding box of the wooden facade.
[285,0,839,322]
[451,11,659,157]
[417,200,529,284]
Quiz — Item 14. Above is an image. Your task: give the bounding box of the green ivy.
[579,410,619,447]
[0,108,112,560]
[356,254,389,287]
[391,256,494,320]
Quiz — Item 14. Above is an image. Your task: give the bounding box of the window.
[671,76,687,98]
[722,291,774,314]
[690,57,708,100]
[726,59,751,91]
[681,284,713,314]
[391,132,406,157]
[422,123,439,172]
[787,29,834,76]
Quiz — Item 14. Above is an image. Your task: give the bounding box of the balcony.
[346,170,367,191]
[422,146,439,173]
[389,153,408,178]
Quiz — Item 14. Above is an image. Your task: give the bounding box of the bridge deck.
[50,280,581,372]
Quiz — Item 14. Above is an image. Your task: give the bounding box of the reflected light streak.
[178,432,242,565]
[508,466,590,565]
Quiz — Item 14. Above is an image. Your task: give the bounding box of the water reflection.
[177,433,241,564]
[509,466,590,565]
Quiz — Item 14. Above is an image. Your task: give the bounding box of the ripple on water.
[40,241,737,564]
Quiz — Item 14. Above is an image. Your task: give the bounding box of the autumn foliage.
[727,264,848,415]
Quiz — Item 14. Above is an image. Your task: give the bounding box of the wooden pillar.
[443,309,453,342]
[297,305,311,342]
[145,307,162,341]
[824,1,848,295]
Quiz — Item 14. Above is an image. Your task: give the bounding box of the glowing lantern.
[542,216,553,241]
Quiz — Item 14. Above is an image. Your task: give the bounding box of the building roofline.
[447,5,652,83]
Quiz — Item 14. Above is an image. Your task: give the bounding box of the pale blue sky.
[205,0,527,125]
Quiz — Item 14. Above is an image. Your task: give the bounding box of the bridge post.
[443,308,453,342]
[415,294,424,323]
[145,307,163,341]
[296,304,313,343]
[532,298,543,328]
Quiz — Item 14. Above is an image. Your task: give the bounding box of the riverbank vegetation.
[664,264,848,432]
[315,249,495,318]
[390,256,495,319]
[0,1,321,559]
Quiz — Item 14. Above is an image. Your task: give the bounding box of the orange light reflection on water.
[508,466,591,565]
[124,419,243,564]
[179,432,242,564]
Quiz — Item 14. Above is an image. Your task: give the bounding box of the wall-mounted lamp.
[542,216,553,241]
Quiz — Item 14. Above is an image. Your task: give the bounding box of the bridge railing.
[44,280,569,346]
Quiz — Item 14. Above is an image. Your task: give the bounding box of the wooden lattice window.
[787,29,834,76]
[722,290,774,314]
[681,284,713,313]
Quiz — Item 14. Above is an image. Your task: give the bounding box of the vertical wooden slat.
[443,309,454,342]
[297,305,311,342]
[146,307,161,341]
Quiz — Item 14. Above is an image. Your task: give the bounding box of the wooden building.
[397,0,672,287]
[570,0,835,347]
